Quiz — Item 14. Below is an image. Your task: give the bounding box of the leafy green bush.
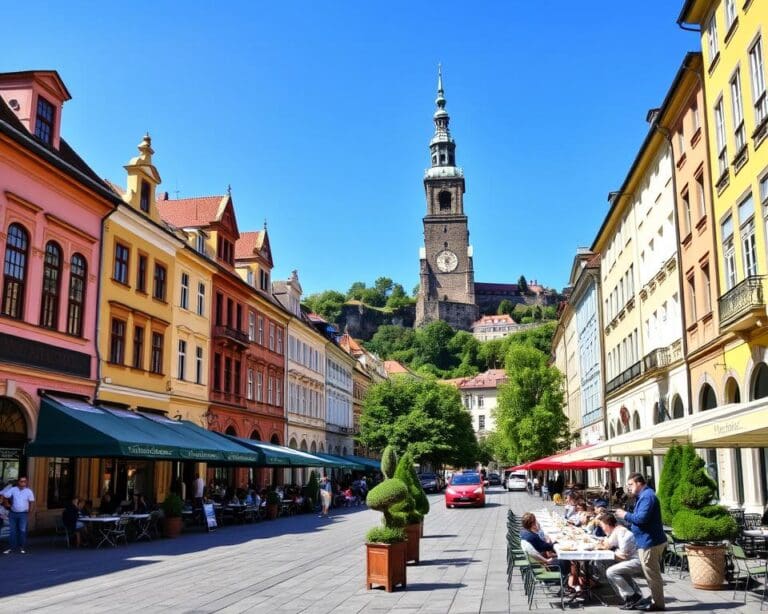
[367,478,408,513]
[381,445,398,479]
[161,493,184,517]
[670,444,738,543]
[658,444,682,525]
[392,451,422,525]
[366,526,406,544]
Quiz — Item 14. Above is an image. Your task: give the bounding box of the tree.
[413,321,458,371]
[412,283,420,297]
[657,444,682,525]
[302,290,346,323]
[478,339,505,369]
[386,284,413,309]
[374,276,394,297]
[365,325,416,359]
[358,378,479,468]
[518,275,529,294]
[494,344,569,463]
[497,299,514,316]
[533,305,543,321]
[361,287,386,307]
[346,281,367,301]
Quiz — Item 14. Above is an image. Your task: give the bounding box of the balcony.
[213,325,250,348]
[718,276,766,333]
[643,347,670,374]
[606,360,642,395]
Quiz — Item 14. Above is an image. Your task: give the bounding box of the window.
[762,174,768,204]
[269,322,275,350]
[153,263,167,301]
[196,232,206,254]
[277,329,283,354]
[150,331,163,374]
[213,353,221,391]
[2,224,29,319]
[258,316,264,344]
[687,275,697,322]
[730,69,745,151]
[177,339,187,380]
[740,194,758,276]
[696,172,707,218]
[692,99,701,132]
[247,368,254,400]
[268,376,273,404]
[180,273,189,309]
[215,292,223,326]
[224,357,232,393]
[247,270,254,286]
[110,318,126,364]
[197,283,205,316]
[276,379,282,407]
[477,395,484,407]
[236,304,242,331]
[113,243,129,285]
[39,241,62,329]
[35,96,55,145]
[66,253,86,336]
[724,0,736,30]
[702,263,712,314]
[256,372,263,401]
[714,98,728,176]
[139,180,151,213]
[136,254,147,293]
[707,15,719,65]
[234,360,241,397]
[226,298,233,327]
[47,457,74,509]
[248,312,256,341]
[133,326,144,369]
[195,346,203,384]
[750,37,767,125]
[722,216,737,289]
[682,190,692,235]
[677,129,685,154]
[259,269,270,291]
[478,415,485,430]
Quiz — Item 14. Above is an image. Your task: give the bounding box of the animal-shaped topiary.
[392,451,428,524]
[366,444,408,543]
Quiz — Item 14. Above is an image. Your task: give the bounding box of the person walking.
[1,477,35,554]
[615,472,666,611]
[319,476,332,518]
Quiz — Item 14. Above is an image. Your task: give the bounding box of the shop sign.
[204,502,217,531]
[126,445,174,458]
[713,420,743,436]
[0,447,20,461]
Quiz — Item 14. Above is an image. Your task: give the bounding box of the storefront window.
[0,398,27,487]
[47,457,75,508]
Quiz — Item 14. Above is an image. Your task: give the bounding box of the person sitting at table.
[596,512,643,609]
[133,494,149,514]
[563,494,578,519]
[99,492,117,515]
[568,502,588,526]
[62,496,87,548]
[520,512,571,575]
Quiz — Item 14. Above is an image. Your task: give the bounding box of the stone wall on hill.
[338,302,416,341]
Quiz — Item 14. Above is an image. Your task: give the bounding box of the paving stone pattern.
[0,488,765,613]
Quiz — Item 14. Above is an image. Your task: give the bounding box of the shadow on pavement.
[402,582,466,591]
[420,557,477,567]
[421,534,457,539]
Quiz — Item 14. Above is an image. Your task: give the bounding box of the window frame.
[133,325,144,370]
[39,241,62,329]
[152,262,167,301]
[150,331,164,374]
[113,242,130,285]
[110,318,126,364]
[66,253,87,337]
[34,96,55,145]
[180,272,189,309]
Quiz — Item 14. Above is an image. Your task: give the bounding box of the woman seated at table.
[520,512,572,576]
[567,502,588,526]
[62,496,87,547]
[563,494,579,519]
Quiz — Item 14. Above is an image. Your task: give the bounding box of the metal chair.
[523,554,565,610]
[730,543,768,604]
[108,517,130,546]
[53,517,71,549]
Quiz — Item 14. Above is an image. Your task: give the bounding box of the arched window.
[67,253,87,336]
[752,363,768,400]
[725,377,741,404]
[289,437,298,450]
[40,241,62,328]
[319,442,325,453]
[616,419,623,436]
[609,424,616,439]
[342,446,348,456]
[225,425,237,436]
[250,430,261,441]
[653,402,661,425]
[310,441,317,453]
[2,224,29,319]
[438,191,451,212]
[700,384,717,411]
[270,434,280,445]
[632,411,641,431]
[300,440,308,452]
[672,395,685,419]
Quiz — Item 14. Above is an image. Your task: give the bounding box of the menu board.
[203,503,217,531]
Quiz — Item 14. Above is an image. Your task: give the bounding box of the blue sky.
[3,2,696,296]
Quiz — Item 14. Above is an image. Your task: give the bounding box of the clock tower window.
[439,191,451,212]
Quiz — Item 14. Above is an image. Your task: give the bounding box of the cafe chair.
[523,553,565,610]
[53,517,71,549]
[108,517,130,546]
[730,544,768,604]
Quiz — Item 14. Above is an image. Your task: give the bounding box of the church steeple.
[429,64,457,169]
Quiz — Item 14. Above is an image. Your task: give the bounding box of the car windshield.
[451,474,480,485]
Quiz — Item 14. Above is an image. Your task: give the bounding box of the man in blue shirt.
[616,472,666,611]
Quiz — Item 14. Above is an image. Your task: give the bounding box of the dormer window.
[259,269,270,292]
[247,270,254,286]
[139,180,151,213]
[35,96,55,145]
[195,232,206,254]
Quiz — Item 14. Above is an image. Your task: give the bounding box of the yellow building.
[97,135,185,502]
[679,0,768,512]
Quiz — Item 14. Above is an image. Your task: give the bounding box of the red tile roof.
[459,369,508,390]
[473,314,515,326]
[235,231,264,259]
[157,195,226,227]
[383,360,409,374]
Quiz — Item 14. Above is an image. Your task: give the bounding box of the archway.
[616,419,623,436]
[250,430,261,441]
[751,363,768,400]
[300,440,308,452]
[0,398,28,484]
[342,446,347,456]
[289,437,298,449]
[225,425,238,436]
[632,411,640,431]
[653,402,661,425]
[310,441,317,453]
[270,434,280,445]
[609,424,616,439]
[672,395,685,419]
[699,383,719,495]
[319,443,325,453]
[725,377,741,404]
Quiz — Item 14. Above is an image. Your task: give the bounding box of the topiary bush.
[392,451,422,525]
[658,444,682,525]
[366,526,406,544]
[670,443,738,543]
[381,445,398,479]
[366,445,408,542]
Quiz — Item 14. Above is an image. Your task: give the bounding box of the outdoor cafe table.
[80,516,120,549]
[743,528,768,554]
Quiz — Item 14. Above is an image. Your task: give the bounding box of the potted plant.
[161,493,184,538]
[393,451,428,564]
[668,444,738,589]
[365,445,408,592]
[266,489,280,520]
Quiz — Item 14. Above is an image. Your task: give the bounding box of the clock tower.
[415,67,478,331]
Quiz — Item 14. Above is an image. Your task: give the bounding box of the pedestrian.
[1,476,35,554]
[193,473,205,509]
[615,472,666,611]
[596,512,643,609]
[318,476,332,518]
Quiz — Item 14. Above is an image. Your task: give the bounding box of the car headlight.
[446,487,457,495]
[473,487,483,494]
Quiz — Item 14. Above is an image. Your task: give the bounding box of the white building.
[459,369,508,437]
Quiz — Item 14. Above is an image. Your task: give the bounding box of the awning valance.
[690,398,768,448]
[27,396,263,464]
[223,436,346,467]
[342,455,380,471]
[312,452,365,470]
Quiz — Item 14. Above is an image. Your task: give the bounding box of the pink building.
[0,71,117,524]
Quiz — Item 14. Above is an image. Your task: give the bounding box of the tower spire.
[428,64,457,171]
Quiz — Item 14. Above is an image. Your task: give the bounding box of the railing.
[643,347,670,373]
[213,325,250,346]
[718,275,765,328]
[606,360,643,395]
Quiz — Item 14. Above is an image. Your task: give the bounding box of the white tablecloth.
[554,544,615,561]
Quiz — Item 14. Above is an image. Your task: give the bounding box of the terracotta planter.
[405,522,421,564]
[267,503,279,520]
[366,541,407,592]
[685,543,727,590]
[420,520,424,538]
[164,516,183,538]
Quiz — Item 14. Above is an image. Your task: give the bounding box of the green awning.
[27,396,262,463]
[224,436,338,467]
[343,455,381,471]
[312,452,365,470]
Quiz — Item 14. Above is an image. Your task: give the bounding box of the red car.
[445,472,485,508]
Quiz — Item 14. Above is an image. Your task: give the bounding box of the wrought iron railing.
[606,360,643,395]
[718,275,765,328]
[643,347,670,372]
[213,325,250,346]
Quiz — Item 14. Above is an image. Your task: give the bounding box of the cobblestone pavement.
[0,488,765,613]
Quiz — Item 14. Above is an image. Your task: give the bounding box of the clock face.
[436,249,458,273]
